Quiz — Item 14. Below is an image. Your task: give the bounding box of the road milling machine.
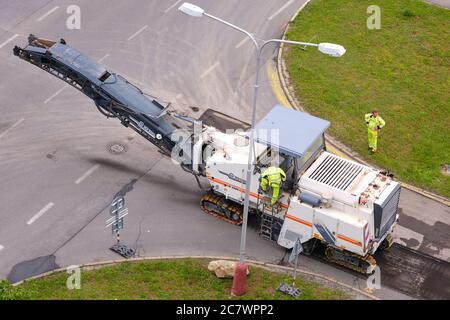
[13,35,401,273]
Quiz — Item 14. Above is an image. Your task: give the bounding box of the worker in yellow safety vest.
[260,166,286,205]
[365,110,385,153]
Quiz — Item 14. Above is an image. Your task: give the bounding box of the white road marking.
[0,34,19,49]
[75,164,100,184]
[0,118,25,140]
[27,202,54,225]
[235,37,250,49]
[44,85,68,104]
[200,61,220,79]
[268,0,295,20]
[37,6,59,22]
[164,0,182,13]
[127,25,148,41]
[97,53,110,63]
[0,245,4,252]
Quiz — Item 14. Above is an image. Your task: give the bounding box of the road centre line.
[0,34,19,49]
[268,0,295,20]
[0,118,25,140]
[164,0,182,13]
[37,6,59,22]
[200,62,220,79]
[127,25,148,41]
[27,202,54,225]
[75,164,100,184]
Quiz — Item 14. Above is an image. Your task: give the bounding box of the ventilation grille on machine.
[306,154,365,191]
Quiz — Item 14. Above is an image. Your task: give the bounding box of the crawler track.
[200,192,243,225]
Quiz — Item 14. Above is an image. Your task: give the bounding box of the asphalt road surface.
[0,0,448,299]
[426,0,450,8]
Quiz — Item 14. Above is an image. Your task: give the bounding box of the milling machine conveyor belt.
[13,35,191,160]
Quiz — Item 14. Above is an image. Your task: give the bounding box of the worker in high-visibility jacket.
[260,166,286,205]
[365,110,385,153]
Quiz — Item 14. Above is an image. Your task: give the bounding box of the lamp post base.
[231,263,248,296]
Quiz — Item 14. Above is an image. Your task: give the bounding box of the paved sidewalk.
[426,0,450,9]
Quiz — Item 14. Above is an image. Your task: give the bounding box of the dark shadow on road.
[7,255,59,283]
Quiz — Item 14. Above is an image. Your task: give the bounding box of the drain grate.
[110,243,135,259]
[277,283,302,298]
[106,142,128,155]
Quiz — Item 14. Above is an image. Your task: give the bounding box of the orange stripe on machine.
[337,234,362,247]
[285,214,313,227]
[208,177,289,209]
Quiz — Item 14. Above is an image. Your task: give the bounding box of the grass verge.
[0,258,349,300]
[284,0,450,197]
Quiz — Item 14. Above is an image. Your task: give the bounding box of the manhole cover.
[106,142,128,155]
[46,150,58,161]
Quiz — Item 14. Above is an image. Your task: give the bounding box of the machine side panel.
[278,201,367,255]
[277,199,314,248]
[334,217,366,256]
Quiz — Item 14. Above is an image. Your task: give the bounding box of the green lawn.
[284,0,450,197]
[0,259,348,300]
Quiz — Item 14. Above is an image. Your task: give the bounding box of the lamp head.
[178,2,204,17]
[318,43,346,57]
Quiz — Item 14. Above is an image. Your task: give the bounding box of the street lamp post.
[178,2,345,295]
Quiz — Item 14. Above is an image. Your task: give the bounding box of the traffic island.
[2,258,351,300]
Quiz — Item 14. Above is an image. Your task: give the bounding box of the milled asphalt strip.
[127,25,148,41]
[37,6,59,22]
[0,34,19,49]
[395,225,424,250]
[268,0,295,20]
[27,202,54,225]
[200,61,220,79]
[0,118,25,140]
[75,164,101,184]
[164,0,182,13]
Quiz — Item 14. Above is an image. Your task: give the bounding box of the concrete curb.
[12,255,379,300]
[276,0,450,207]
